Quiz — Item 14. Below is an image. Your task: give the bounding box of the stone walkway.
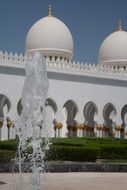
[0,173,127,190]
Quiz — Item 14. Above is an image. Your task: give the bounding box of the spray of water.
[15,52,49,190]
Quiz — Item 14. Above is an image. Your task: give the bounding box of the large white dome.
[99,30,127,67]
[25,13,74,60]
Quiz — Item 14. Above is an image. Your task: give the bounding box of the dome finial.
[48,4,52,16]
[118,19,123,31]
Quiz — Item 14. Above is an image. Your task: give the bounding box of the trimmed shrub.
[0,140,18,150]
[46,145,100,161]
[100,145,127,159]
[1,138,127,162]
[0,150,15,163]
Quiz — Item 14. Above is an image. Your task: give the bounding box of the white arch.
[103,103,116,137]
[45,98,57,113]
[45,98,58,137]
[121,105,127,126]
[103,103,116,121]
[17,99,23,115]
[63,99,78,126]
[0,94,11,119]
[83,101,98,127]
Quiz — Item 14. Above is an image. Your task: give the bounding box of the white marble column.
[94,106,104,138]
[114,109,122,139]
[55,104,67,137]
[75,104,84,124]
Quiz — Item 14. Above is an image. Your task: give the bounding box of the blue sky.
[0,0,127,63]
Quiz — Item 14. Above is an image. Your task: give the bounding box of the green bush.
[0,139,18,150]
[48,138,127,161]
[51,137,127,147]
[1,138,127,162]
[100,145,127,159]
[46,145,100,161]
[0,150,15,163]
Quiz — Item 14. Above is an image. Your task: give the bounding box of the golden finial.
[118,19,123,31]
[48,4,52,16]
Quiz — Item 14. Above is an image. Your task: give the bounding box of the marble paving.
[0,173,127,190]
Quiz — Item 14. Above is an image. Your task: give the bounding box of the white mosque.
[0,5,127,140]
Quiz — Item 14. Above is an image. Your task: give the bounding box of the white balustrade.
[0,51,127,77]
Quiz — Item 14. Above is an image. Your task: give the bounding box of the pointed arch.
[0,94,11,119]
[63,99,78,126]
[45,98,58,137]
[17,99,23,115]
[63,99,78,137]
[45,98,57,113]
[121,105,127,126]
[103,103,116,121]
[83,101,98,127]
[103,103,116,136]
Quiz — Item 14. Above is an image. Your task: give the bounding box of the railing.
[0,51,127,76]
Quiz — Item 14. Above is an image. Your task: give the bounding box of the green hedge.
[47,138,127,161]
[0,139,18,150]
[46,145,100,161]
[51,137,127,146]
[0,150,15,163]
[100,145,127,159]
[1,138,127,162]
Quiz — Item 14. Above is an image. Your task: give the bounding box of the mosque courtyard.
[0,172,127,190]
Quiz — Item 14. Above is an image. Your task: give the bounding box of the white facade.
[0,8,127,140]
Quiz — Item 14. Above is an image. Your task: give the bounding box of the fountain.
[15,52,49,190]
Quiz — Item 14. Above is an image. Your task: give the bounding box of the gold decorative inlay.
[54,122,63,129]
[118,19,123,31]
[7,121,13,128]
[48,4,52,16]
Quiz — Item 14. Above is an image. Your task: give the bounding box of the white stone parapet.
[0,51,28,64]
[0,51,127,77]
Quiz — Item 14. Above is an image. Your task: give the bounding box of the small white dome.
[99,30,127,67]
[25,15,74,60]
